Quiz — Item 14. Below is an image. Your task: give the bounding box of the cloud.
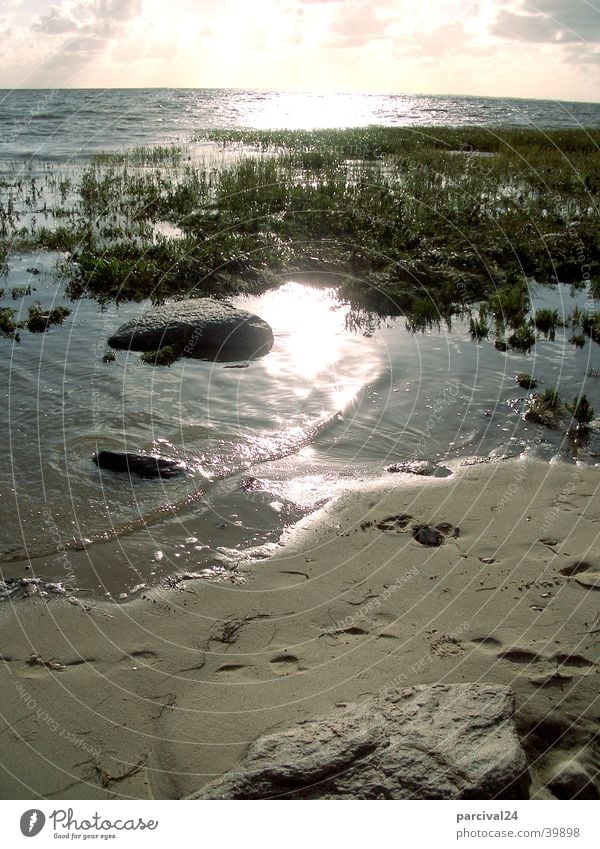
[564,44,600,63]
[492,0,600,44]
[28,0,145,78]
[326,1,391,48]
[94,0,143,23]
[33,6,79,34]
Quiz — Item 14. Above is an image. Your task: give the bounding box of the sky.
[0,0,599,101]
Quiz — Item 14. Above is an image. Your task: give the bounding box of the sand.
[0,457,599,800]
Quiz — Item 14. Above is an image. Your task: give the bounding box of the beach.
[1,457,599,799]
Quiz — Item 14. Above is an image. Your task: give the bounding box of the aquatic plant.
[567,394,595,427]
[539,388,562,410]
[532,308,563,339]
[11,285,31,299]
[582,312,600,344]
[26,304,71,333]
[6,127,600,327]
[508,325,536,352]
[516,373,537,389]
[140,345,180,367]
[0,307,18,337]
[489,282,529,330]
[525,387,563,428]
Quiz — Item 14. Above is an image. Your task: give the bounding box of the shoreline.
[1,458,599,799]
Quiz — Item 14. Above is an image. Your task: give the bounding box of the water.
[1,89,600,161]
[1,89,600,599]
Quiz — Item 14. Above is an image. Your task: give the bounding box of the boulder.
[197,683,530,800]
[93,450,186,479]
[108,299,274,361]
[548,760,600,799]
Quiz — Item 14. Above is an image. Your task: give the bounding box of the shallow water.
[1,88,600,598]
[1,262,600,598]
[1,89,600,162]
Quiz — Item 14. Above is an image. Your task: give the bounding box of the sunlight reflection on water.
[251,281,380,414]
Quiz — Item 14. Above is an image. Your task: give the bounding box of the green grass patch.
[26,304,71,333]
[140,345,180,367]
[10,127,600,326]
[517,372,537,389]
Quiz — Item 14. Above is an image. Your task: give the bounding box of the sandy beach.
[0,457,599,799]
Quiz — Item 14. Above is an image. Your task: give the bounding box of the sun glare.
[256,282,376,414]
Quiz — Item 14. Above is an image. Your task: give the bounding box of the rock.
[386,460,435,475]
[93,450,186,479]
[197,683,530,800]
[412,522,458,546]
[548,760,599,799]
[386,461,452,477]
[108,298,274,361]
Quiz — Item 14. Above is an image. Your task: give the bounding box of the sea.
[0,88,599,599]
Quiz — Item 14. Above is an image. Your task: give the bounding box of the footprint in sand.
[560,560,600,590]
[430,635,465,657]
[269,654,303,675]
[470,636,503,652]
[469,639,597,687]
[270,570,310,589]
[212,662,256,681]
[360,514,413,532]
[321,624,370,645]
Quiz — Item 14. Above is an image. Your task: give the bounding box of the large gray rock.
[197,683,530,799]
[108,299,273,360]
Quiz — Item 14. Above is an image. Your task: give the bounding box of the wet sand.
[0,458,599,799]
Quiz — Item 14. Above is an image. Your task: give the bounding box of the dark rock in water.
[93,450,186,479]
[412,522,459,546]
[387,460,435,475]
[108,298,274,362]
[386,460,452,477]
[197,683,530,800]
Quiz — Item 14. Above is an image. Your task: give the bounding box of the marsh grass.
[525,387,564,427]
[140,344,180,367]
[532,307,563,339]
[1,127,599,332]
[517,373,537,389]
[567,394,595,427]
[26,304,70,333]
